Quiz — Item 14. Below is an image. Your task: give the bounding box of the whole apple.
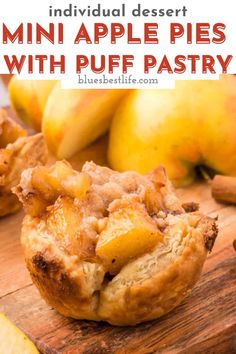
[108,75,236,186]
[9,78,56,131]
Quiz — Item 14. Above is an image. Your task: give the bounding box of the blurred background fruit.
[0,75,11,107]
[42,85,127,159]
[7,74,236,186]
[9,76,127,159]
[108,75,236,186]
[9,78,56,131]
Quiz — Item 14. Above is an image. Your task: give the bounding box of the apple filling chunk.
[96,202,162,275]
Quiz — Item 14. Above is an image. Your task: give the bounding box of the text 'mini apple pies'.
[0,109,47,217]
[14,161,217,325]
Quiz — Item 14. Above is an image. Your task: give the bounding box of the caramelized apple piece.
[31,161,91,201]
[46,196,98,259]
[96,202,162,274]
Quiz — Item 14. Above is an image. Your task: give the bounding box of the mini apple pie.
[14,161,217,325]
[0,109,47,217]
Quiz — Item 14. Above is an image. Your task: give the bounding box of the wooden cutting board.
[0,106,235,353]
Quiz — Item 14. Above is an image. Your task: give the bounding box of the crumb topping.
[15,161,213,274]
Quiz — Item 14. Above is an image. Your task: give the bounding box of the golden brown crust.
[0,193,21,216]
[201,217,218,252]
[21,215,104,321]
[182,202,199,213]
[98,216,215,325]
[27,253,102,321]
[0,109,48,217]
[16,162,218,325]
[0,109,26,148]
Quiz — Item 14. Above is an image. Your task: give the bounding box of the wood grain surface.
[0,179,236,354]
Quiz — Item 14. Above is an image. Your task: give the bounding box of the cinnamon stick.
[212,175,236,204]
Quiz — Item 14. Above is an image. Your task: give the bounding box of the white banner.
[0,0,235,88]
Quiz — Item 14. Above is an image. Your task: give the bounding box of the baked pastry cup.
[14,161,217,326]
[0,109,47,217]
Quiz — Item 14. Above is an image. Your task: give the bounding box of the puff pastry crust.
[0,109,47,217]
[14,161,217,325]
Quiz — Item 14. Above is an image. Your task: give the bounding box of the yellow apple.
[9,77,57,131]
[42,84,127,159]
[108,75,236,186]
